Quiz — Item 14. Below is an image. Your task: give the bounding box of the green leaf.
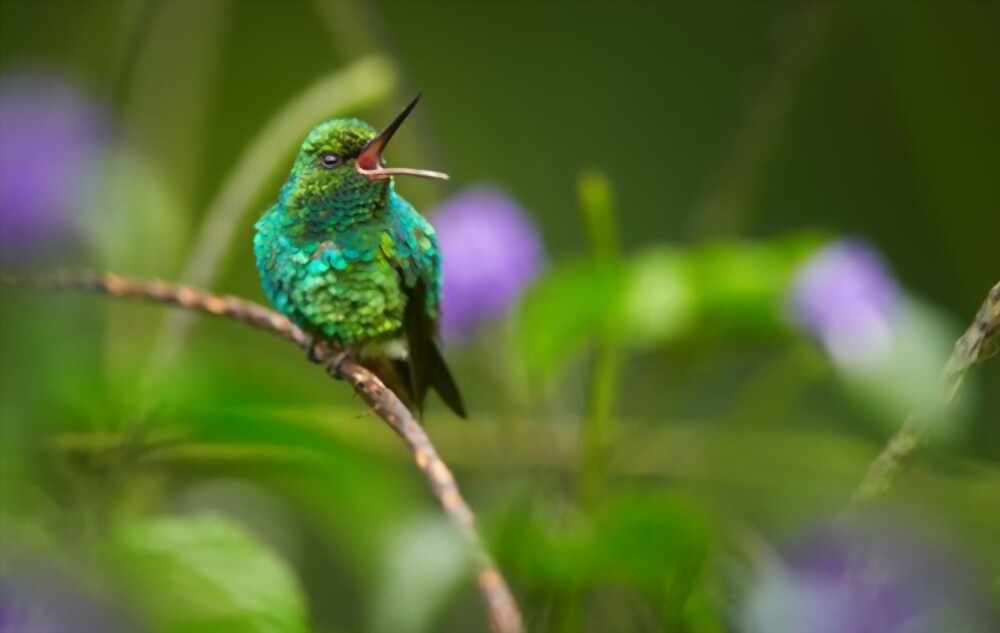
[493,492,711,598]
[512,260,623,385]
[369,515,472,633]
[492,502,602,589]
[687,239,815,333]
[621,248,698,348]
[511,235,822,382]
[595,494,711,617]
[82,145,189,277]
[105,514,308,633]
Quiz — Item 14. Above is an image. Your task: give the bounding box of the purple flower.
[0,563,134,633]
[740,521,991,633]
[433,188,545,341]
[788,239,899,368]
[0,70,109,262]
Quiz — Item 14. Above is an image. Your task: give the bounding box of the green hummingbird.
[254,95,466,418]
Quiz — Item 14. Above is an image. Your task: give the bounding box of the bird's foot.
[307,339,351,377]
[325,349,351,378]
[307,339,335,364]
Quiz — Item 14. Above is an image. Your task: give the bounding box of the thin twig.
[851,280,1000,506]
[686,1,834,239]
[1,271,524,633]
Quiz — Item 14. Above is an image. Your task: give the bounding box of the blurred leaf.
[597,494,710,596]
[105,514,308,633]
[82,144,188,276]
[514,235,822,384]
[494,492,711,616]
[513,259,622,385]
[120,0,231,203]
[688,237,819,334]
[681,585,728,633]
[493,504,601,589]
[621,247,698,348]
[174,403,424,576]
[369,515,472,633]
[594,494,713,629]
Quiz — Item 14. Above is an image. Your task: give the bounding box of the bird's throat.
[281,179,392,238]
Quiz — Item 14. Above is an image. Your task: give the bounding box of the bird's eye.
[318,152,341,169]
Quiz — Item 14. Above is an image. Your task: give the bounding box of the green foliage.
[83,146,189,277]
[104,515,308,633]
[514,259,623,385]
[1,1,997,632]
[514,234,821,386]
[369,515,472,633]
[493,492,716,629]
[622,248,698,348]
[684,237,820,333]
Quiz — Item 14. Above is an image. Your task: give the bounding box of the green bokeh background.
[1,1,997,632]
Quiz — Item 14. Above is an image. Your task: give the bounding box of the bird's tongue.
[356,133,389,172]
[356,152,381,172]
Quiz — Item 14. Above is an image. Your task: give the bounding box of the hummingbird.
[254,95,466,418]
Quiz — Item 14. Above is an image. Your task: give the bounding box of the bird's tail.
[357,354,418,413]
[358,345,467,421]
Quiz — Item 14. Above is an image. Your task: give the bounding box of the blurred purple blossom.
[0,70,109,262]
[741,521,991,633]
[0,564,134,633]
[433,187,545,341]
[789,239,900,368]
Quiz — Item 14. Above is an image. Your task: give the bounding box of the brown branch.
[851,280,1000,506]
[1,271,523,633]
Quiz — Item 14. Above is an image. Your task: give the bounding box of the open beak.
[355,94,449,181]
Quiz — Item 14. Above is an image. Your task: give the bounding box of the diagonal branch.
[1,271,523,633]
[851,280,1000,506]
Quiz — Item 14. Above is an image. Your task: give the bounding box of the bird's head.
[281,95,447,220]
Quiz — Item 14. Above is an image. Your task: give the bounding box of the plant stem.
[850,280,1000,506]
[577,171,622,509]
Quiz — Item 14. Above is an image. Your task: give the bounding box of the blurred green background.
[0,1,997,632]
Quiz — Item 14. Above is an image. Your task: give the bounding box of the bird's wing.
[383,209,467,419]
[399,277,467,419]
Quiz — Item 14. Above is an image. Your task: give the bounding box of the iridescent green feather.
[253,117,465,418]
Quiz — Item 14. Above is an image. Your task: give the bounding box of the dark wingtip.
[429,341,468,420]
[448,395,468,420]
